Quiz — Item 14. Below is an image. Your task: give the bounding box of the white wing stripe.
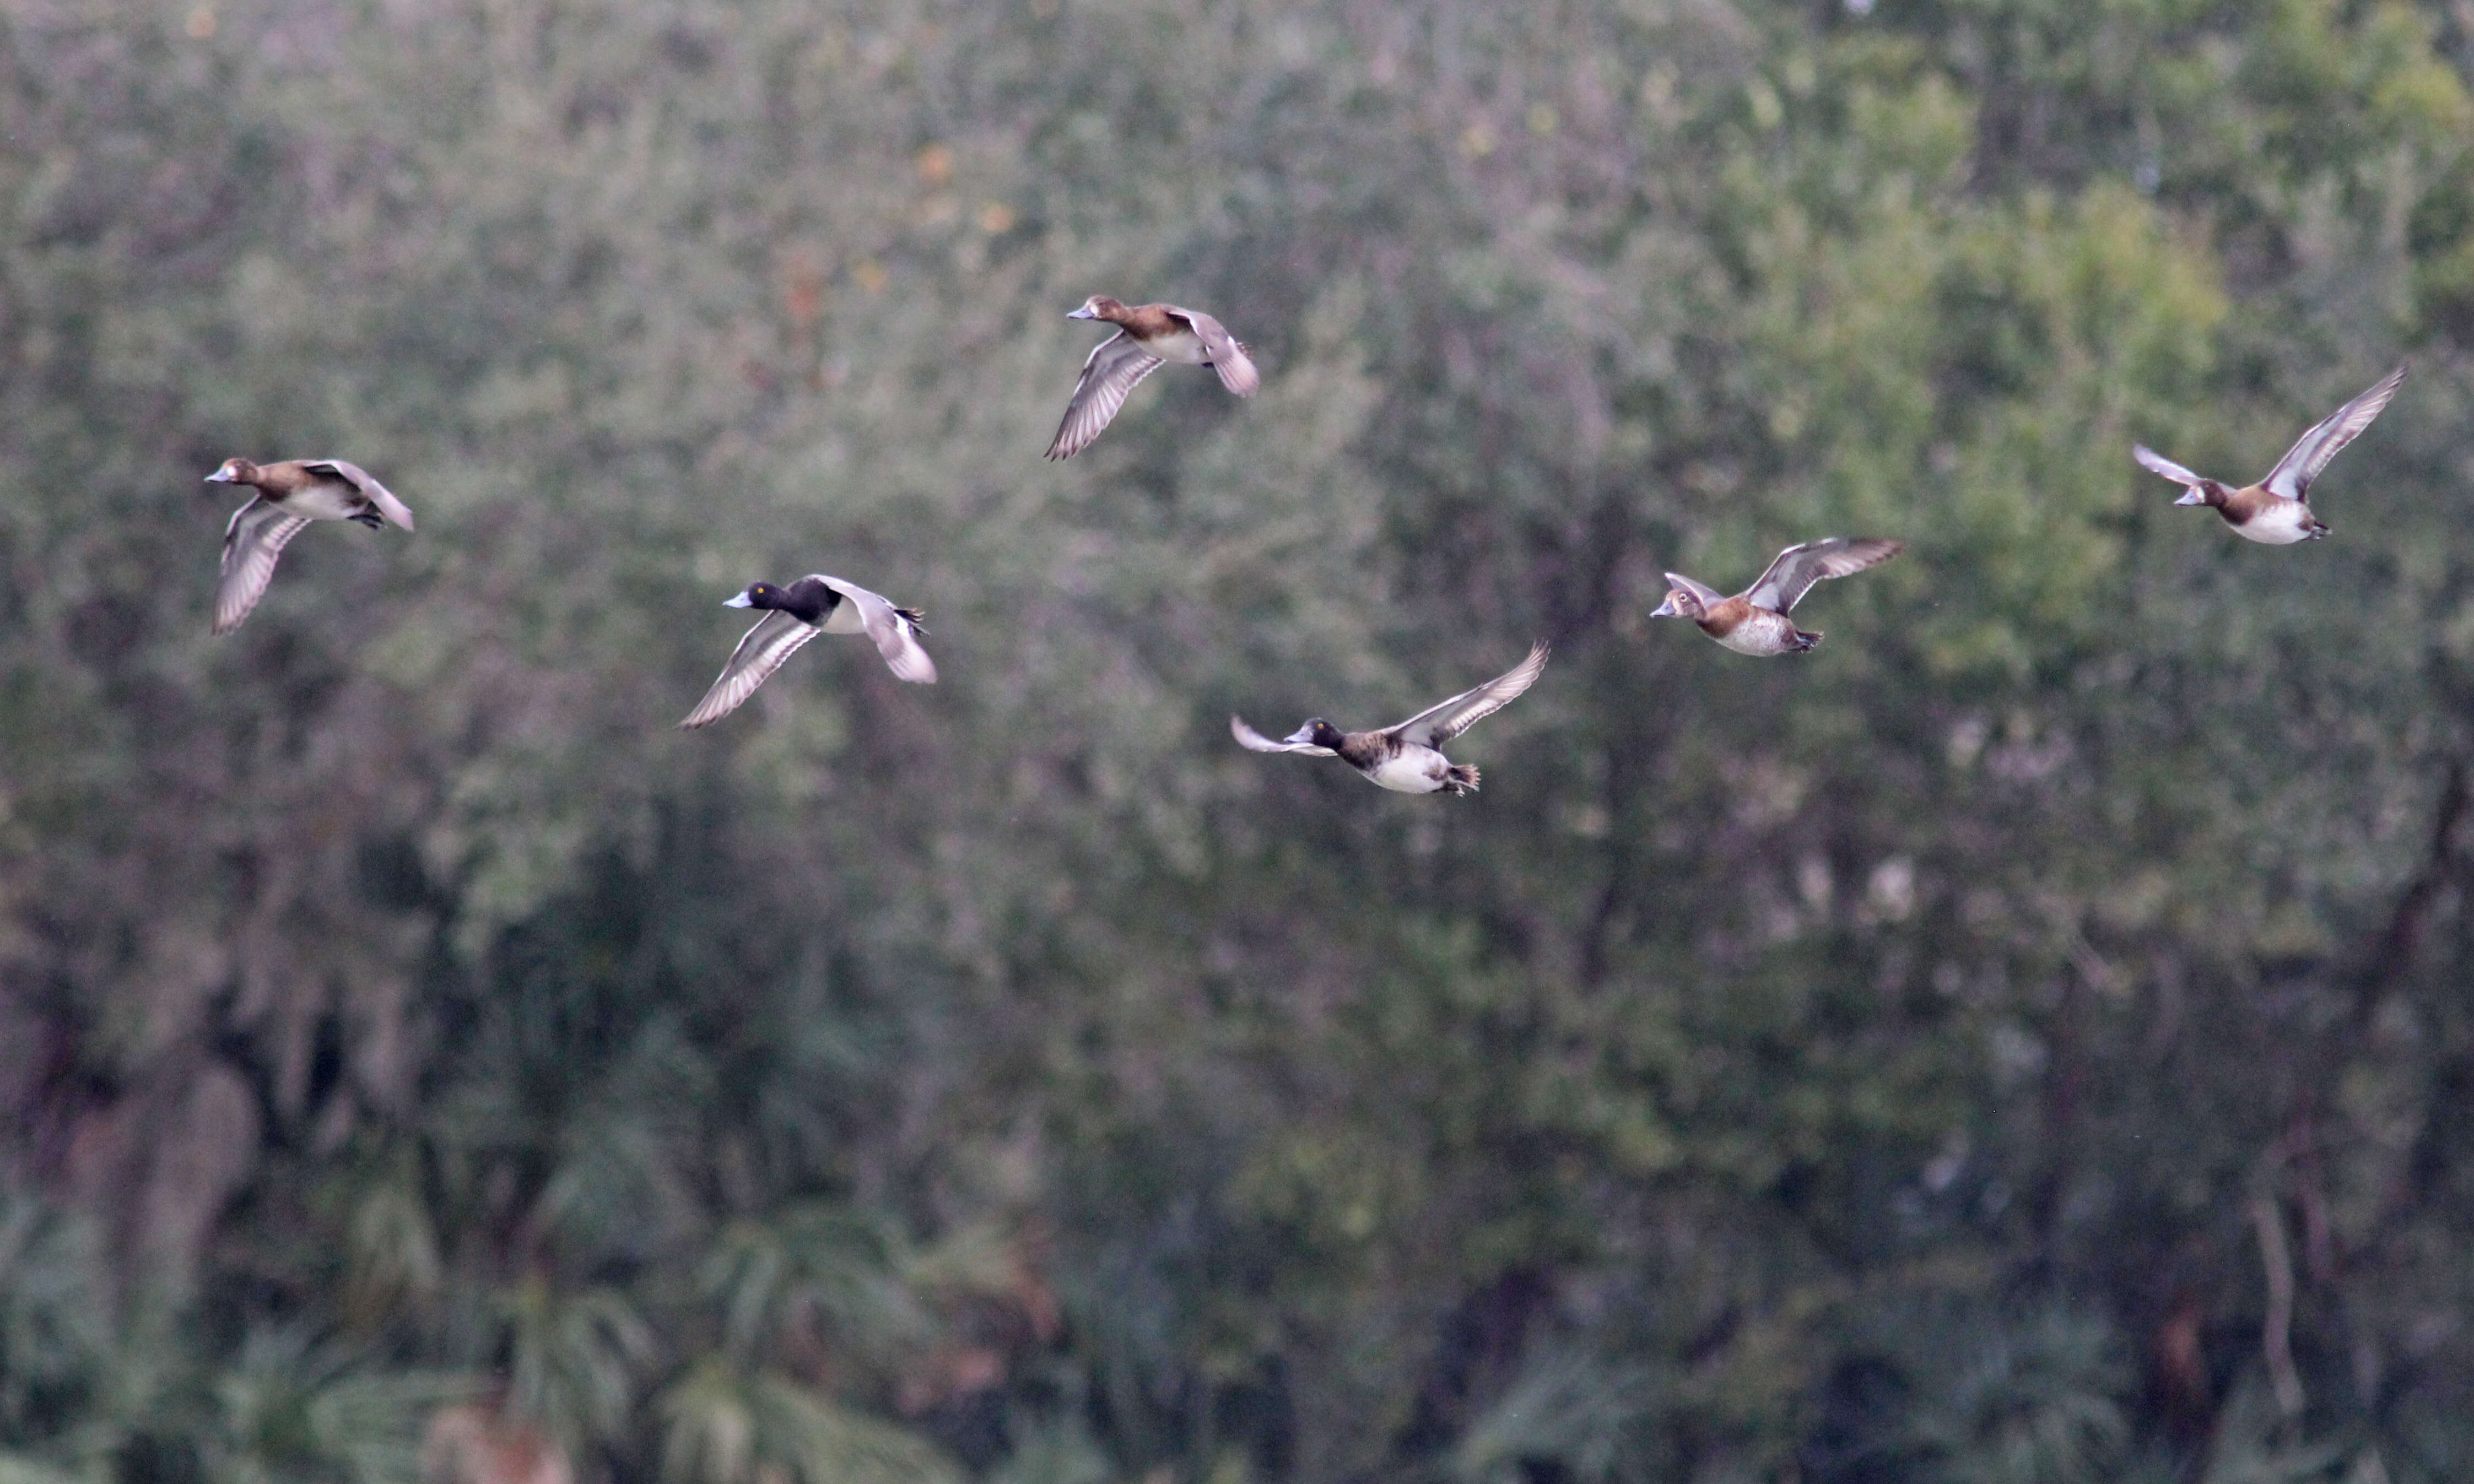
[678,612,824,728]
[1171,307,1261,398]
[816,576,937,684]
[1047,333,1168,459]
[1745,538,1902,614]
[1390,641,1551,747]
[213,500,314,635]
[2267,364,2406,501]
[2134,445,2206,488]
[1230,716,1334,756]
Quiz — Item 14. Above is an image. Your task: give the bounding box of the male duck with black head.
[679,574,936,729]
[1044,295,1260,459]
[1651,537,1902,656]
[1231,642,1549,796]
[205,457,415,635]
[2135,363,2406,545]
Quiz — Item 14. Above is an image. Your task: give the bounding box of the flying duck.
[678,575,936,729]
[2135,363,2406,544]
[1044,295,1259,459]
[1650,538,1902,656]
[1230,641,1549,795]
[206,458,416,635]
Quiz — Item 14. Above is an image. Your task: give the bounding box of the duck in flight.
[2134,363,2406,545]
[206,457,415,635]
[1230,642,1549,796]
[679,575,936,729]
[1650,538,1902,656]
[1044,295,1259,459]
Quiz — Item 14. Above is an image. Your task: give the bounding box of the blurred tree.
[3,0,2474,1480]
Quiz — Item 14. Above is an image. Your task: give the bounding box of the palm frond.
[697,1207,926,1368]
[498,1283,656,1452]
[207,1328,472,1484]
[657,1356,959,1484]
[1449,1351,1660,1484]
[0,1191,109,1434]
[982,1412,1116,1484]
[2196,1378,2348,1484]
[1899,1308,2131,1484]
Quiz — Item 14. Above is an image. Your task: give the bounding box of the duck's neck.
[762,578,838,625]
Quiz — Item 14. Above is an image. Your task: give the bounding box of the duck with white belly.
[1650,538,1903,656]
[1044,295,1259,459]
[205,457,417,635]
[1230,642,1549,797]
[678,575,936,729]
[2135,364,2406,545]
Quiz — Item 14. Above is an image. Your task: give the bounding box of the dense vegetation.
[7,0,2474,1478]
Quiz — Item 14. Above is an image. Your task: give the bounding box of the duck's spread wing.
[1387,641,1551,749]
[1230,716,1333,756]
[1744,537,1902,614]
[2133,445,2206,489]
[815,576,937,684]
[2266,362,2406,502]
[1165,307,1260,398]
[298,458,415,530]
[1662,572,1728,609]
[678,610,824,728]
[1045,331,1167,459]
[213,497,314,635]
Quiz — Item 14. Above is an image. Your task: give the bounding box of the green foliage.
[1902,1308,2132,1484]
[5,0,2474,1480]
[658,1357,961,1484]
[204,1331,466,1484]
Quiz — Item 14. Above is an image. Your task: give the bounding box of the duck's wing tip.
[2270,361,2410,501]
[1391,640,1551,746]
[211,500,311,635]
[1748,537,1902,614]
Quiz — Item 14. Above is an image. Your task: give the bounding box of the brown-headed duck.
[678,574,936,729]
[1651,538,1902,656]
[2135,363,2406,545]
[206,457,415,635]
[1231,641,1548,795]
[1044,295,1260,459]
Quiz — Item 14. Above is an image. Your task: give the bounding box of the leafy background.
[4,0,2474,1480]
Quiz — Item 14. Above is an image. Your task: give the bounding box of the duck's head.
[725,582,782,610]
[1648,586,1704,620]
[1067,295,1127,322]
[1285,719,1346,750]
[205,457,258,486]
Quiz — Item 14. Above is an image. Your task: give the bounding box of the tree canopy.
[6,0,2474,1480]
